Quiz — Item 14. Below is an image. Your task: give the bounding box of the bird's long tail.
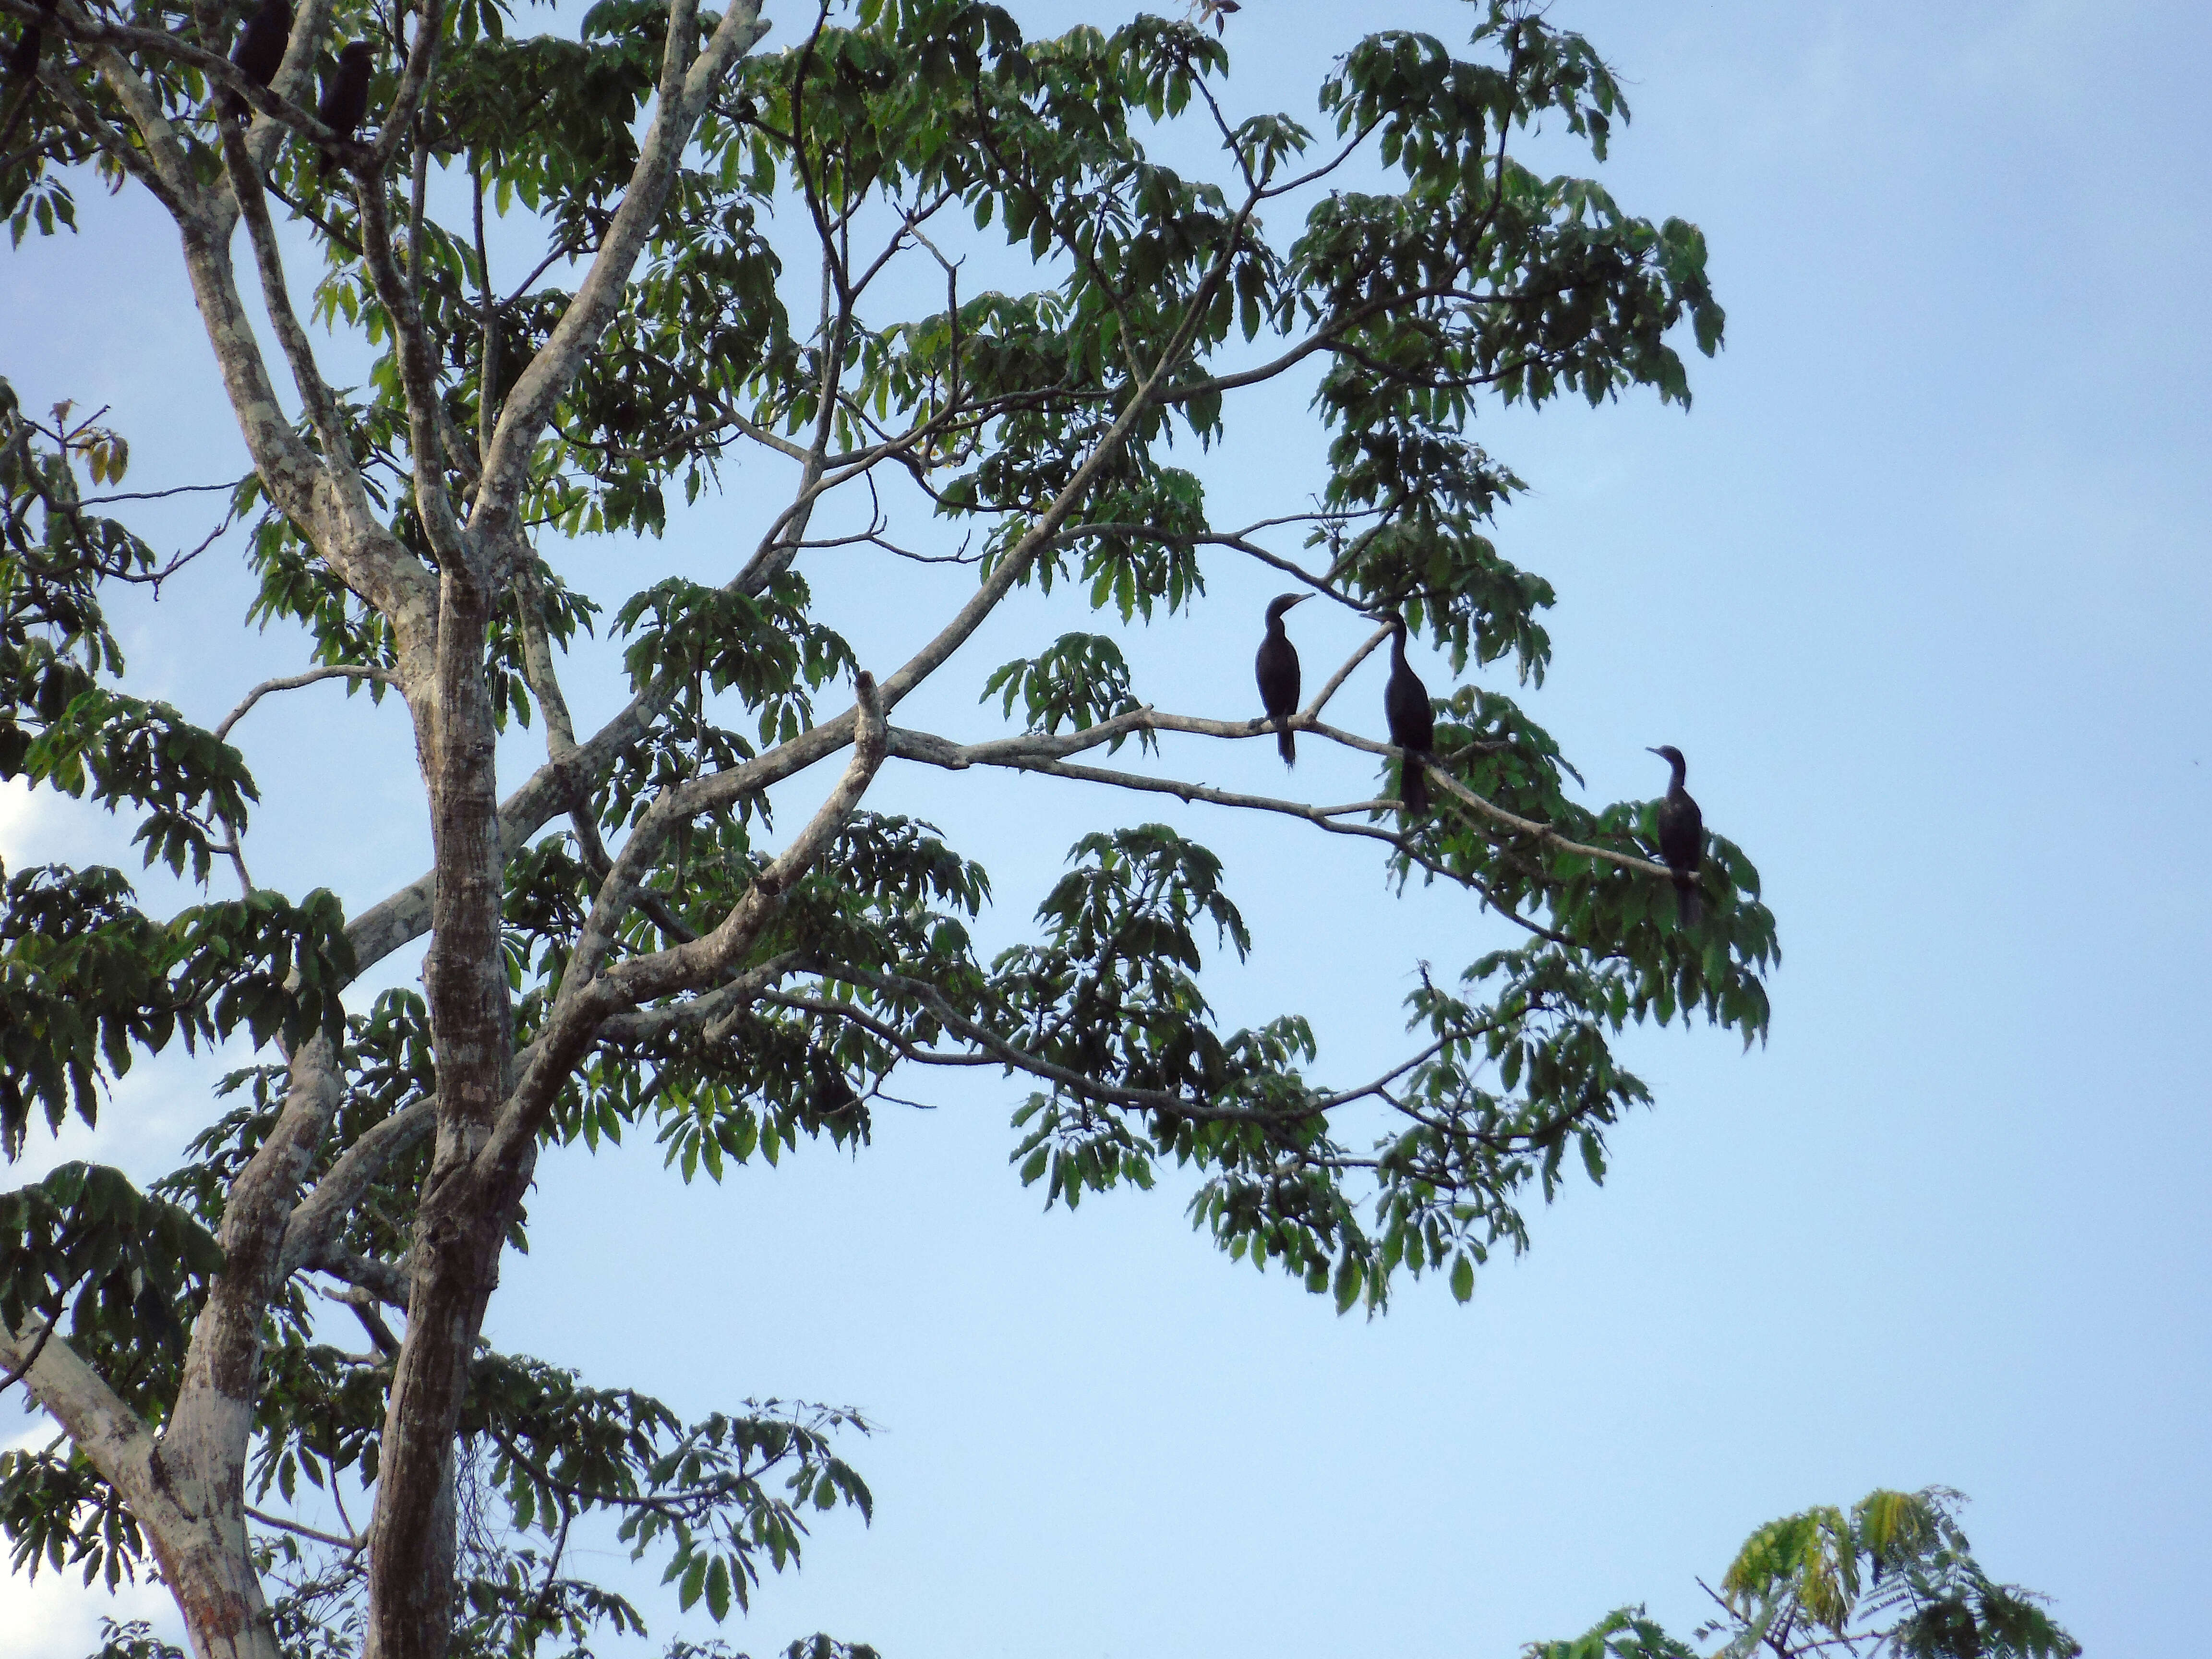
[1399,757,1429,817]
[1673,877,1702,928]
[1276,723,1296,766]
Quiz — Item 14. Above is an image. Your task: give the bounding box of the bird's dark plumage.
[224,0,292,120]
[1648,745,1703,926]
[1382,615,1434,816]
[314,41,374,176]
[1254,592,1307,766]
[0,0,53,156]
[8,0,51,80]
[6,21,40,84]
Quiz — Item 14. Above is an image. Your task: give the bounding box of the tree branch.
[355,160,473,572]
[471,0,770,545]
[246,1505,365,1552]
[167,1036,345,1500]
[311,1245,413,1313]
[491,669,887,1171]
[279,1097,435,1281]
[594,950,815,1047]
[215,666,399,741]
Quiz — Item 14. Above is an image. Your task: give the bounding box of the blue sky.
[3,0,2207,1653]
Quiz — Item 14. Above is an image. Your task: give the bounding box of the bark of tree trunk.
[160,1036,346,1657]
[363,589,518,1659]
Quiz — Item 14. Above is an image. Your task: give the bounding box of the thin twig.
[80,478,250,505]
[245,1505,365,1552]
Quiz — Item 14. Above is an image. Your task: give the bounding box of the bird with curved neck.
[1253,592,1308,766]
[1381,614,1434,817]
[1647,745,1703,926]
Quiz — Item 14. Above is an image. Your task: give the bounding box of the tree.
[1527,1487,2082,1659]
[0,1,1780,1655]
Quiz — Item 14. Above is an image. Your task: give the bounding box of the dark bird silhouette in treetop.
[1648,745,1704,926]
[3,0,56,147]
[1253,592,1308,766]
[0,9,48,158]
[1381,614,1435,817]
[223,0,292,120]
[314,41,375,176]
[6,3,47,85]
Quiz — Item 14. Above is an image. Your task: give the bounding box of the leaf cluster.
[0,1160,222,1387]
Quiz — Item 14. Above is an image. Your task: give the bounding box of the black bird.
[1253,592,1308,766]
[1381,615,1434,816]
[5,0,52,88]
[1647,745,1704,926]
[6,20,40,85]
[224,0,292,120]
[314,41,375,176]
[811,1048,860,1116]
[0,0,52,157]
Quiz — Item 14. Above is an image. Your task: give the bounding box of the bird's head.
[337,41,376,67]
[1647,745,1687,773]
[1265,592,1310,623]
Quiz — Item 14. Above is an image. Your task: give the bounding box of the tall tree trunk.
[364,590,518,1659]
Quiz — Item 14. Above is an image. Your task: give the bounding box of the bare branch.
[1422,765,1672,880]
[1303,623,1392,723]
[216,665,399,741]
[887,695,1662,880]
[472,150,498,463]
[344,676,680,972]
[882,718,1585,946]
[247,1505,366,1552]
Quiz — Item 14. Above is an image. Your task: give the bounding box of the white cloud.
[0,1563,183,1659]
[0,775,42,867]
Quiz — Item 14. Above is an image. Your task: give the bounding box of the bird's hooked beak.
[1646,746,1665,758]
[1285,593,1310,608]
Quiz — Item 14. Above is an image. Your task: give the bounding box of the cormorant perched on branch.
[224,0,291,120]
[1647,745,1703,926]
[1382,614,1434,816]
[1253,592,1308,766]
[314,41,375,176]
